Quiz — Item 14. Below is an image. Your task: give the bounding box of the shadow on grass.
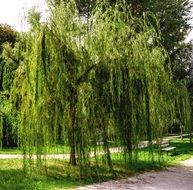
[0,169,38,190]
[46,160,119,185]
[0,158,177,190]
[170,140,193,154]
[0,168,81,190]
[0,159,131,190]
[112,158,166,174]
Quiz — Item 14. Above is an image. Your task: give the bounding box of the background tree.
[0,24,18,147]
[127,0,193,80]
[0,24,17,90]
[0,42,21,147]
[60,0,193,80]
[0,24,16,52]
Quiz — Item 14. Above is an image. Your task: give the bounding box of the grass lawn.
[0,159,83,190]
[0,137,192,190]
[0,148,22,154]
[169,137,193,162]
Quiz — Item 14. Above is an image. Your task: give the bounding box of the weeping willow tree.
[7,0,192,177]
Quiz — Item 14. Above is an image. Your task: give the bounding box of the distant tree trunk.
[189,104,193,144]
[190,131,192,144]
[2,117,17,147]
[180,125,183,140]
[190,112,193,144]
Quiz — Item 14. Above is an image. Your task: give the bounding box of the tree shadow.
[0,168,80,190]
[0,169,38,190]
[170,139,193,155]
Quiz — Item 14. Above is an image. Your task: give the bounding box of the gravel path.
[75,158,193,190]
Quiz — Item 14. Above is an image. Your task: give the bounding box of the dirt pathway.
[75,158,193,190]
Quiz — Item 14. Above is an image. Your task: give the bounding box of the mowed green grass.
[0,137,192,190]
[169,137,193,162]
[0,148,22,154]
[0,159,84,190]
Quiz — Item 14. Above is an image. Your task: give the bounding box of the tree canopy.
[0,24,16,52]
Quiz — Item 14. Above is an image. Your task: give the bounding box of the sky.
[0,0,47,31]
[0,0,193,41]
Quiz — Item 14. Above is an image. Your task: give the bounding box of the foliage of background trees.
[0,0,192,177]
[56,0,193,80]
[0,24,18,147]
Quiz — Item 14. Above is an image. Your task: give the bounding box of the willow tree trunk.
[97,83,114,172]
[112,68,132,161]
[144,79,152,148]
[120,68,132,162]
[69,86,78,165]
[102,118,114,173]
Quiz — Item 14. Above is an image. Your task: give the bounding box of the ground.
[0,136,192,189]
[75,158,193,190]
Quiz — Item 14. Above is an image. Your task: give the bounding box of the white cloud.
[0,0,47,31]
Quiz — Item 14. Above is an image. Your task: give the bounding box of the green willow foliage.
[4,0,191,176]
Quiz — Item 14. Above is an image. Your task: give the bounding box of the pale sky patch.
[0,0,193,42]
[186,29,193,42]
[0,0,48,31]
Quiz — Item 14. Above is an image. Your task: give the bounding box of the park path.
[0,135,180,160]
[75,157,193,190]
